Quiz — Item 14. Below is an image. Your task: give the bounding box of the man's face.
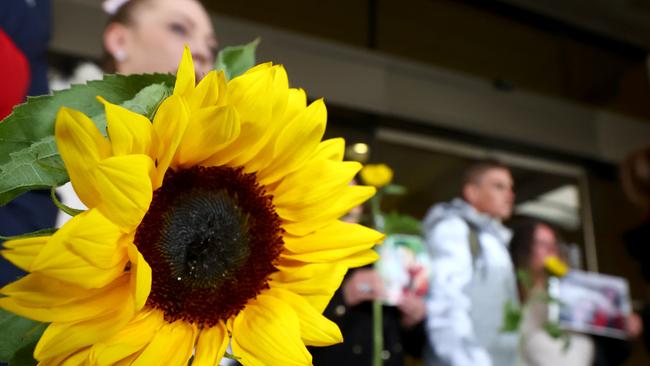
[464,168,514,220]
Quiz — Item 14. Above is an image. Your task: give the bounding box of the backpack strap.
[464,219,486,277]
[467,224,481,264]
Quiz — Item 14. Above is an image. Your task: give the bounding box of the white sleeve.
[425,217,492,366]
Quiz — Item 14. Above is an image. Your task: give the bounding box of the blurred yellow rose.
[360,164,393,188]
[544,256,569,277]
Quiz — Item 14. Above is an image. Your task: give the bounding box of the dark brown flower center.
[134,166,284,326]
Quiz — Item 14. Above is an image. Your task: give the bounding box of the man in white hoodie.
[423,159,518,366]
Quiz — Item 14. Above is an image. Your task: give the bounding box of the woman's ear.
[103,22,130,62]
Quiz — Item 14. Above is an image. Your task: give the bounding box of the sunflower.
[0,47,383,365]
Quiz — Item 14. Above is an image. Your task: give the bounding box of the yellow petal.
[257,99,327,185]
[90,309,164,366]
[0,274,130,323]
[283,220,383,253]
[187,70,227,110]
[283,247,380,268]
[62,209,125,269]
[94,154,154,231]
[55,107,111,208]
[30,211,128,289]
[60,348,92,366]
[544,256,569,277]
[131,320,197,366]
[193,322,229,366]
[270,66,290,120]
[113,352,142,366]
[39,348,92,366]
[176,105,241,167]
[360,163,393,188]
[269,262,347,312]
[281,185,376,235]
[151,95,189,188]
[268,288,342,346]
[38,348,93,366]
[101,97,154,156]
[173,46,195,98]
[1,273,92,307]
[273,160,361,208]
[311,138,345,161]
[204,65,275,166]
[34,294,135,361]
[233,67,292,173]
[283,88,307,122]
[232,294,312,365]
[1,236,49,271]
[127,243,151,311]
[228,64,274,123]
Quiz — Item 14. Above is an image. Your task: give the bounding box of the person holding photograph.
[510,217,641,366]
[509,217,595,366]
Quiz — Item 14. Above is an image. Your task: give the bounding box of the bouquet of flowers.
[0,42,383,366]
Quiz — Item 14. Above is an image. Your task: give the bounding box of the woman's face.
[529,224,560,273]
[111,0,217,78]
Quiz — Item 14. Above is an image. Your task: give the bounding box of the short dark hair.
[462,158,510,186]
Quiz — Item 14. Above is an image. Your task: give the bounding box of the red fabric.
[0,28,30,120]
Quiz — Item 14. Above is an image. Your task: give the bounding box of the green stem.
[0,228,57,241]
[50,187,84,217]
[223,352,241,361]
[373,298,384,366]
[370,193,384,366]
[370,193,384,232]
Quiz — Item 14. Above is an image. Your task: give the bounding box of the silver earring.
[114,49,127,62]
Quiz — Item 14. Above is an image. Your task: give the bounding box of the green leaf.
[215,38,261,80]
[383,211,422,235]
[0,136,67,206]
[0,309,45,366]
[542,321,565,339]
[517,269,533,289]
[542,321,572,351]
[0,79,173,207]
[0,73,175,166]
[90,83,172,135]
[382,184,407,196]
[500,300,522,333]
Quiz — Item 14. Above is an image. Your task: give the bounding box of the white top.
[423,199,518,366]
[520,287,594,366]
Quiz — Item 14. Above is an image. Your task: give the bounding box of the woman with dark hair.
[509,217,595,366]
[510,218,642,366]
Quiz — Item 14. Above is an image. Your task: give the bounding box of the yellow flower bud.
[544,256,569,277]
[360,164,393,188]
